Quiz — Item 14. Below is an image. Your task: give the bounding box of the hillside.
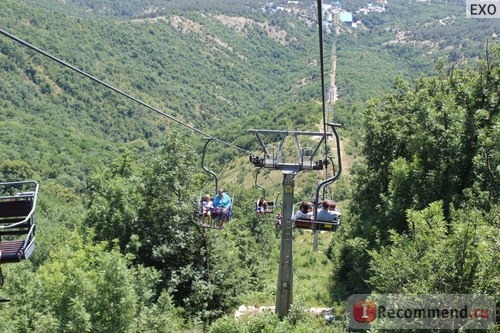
[0,0,498,332]
[1,0,325,184]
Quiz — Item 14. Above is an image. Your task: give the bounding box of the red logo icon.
[353,299,377,323]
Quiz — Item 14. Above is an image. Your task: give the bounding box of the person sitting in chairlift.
[201,194,213,227]
[212,188,232,229]
[294,201,313,220]
[316,200,339,222]
[275,213,282,229]
[328,201,341,215]
[213,187,231,214]
[256,196,268,215]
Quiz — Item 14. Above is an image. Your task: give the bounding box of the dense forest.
[0,0,498,332]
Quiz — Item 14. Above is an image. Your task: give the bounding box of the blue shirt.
[213,193,232,209]
[316,209,339,222]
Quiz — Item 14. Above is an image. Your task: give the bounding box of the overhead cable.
[316,0,329,158]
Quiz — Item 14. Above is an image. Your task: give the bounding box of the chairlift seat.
[0,195,33,233]
[265,201,274,213]
[313,220,339,231]
[294,218,340,231]
[212,207,231,219]
[294,219,313,229]
[0,239,34,262]
[198,191,233,229]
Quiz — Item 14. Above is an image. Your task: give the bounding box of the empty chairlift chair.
[265,200,274,213]
[0,181,39,264]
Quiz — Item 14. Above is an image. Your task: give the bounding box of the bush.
[209,315,241,333]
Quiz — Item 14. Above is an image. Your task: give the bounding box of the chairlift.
[254,168,276,215]
[0,180,39,303]
[293,215,340,231]
[198,138,233,229]
[292,123,343,233]
[212,188,233,228]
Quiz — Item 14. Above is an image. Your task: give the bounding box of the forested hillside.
[0,0,498,332]
[0,0,327,184]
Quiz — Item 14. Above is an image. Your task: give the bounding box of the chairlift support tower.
[249,126,336,318]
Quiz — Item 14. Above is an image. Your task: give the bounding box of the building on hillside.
[339,11,353,23]
[367,3,386,12]
[321,3,334,30]
[262,3,274,12]
[323,3,333,18]
[352,20,361,28]
[323,8,333,22]
[261,3,286,13]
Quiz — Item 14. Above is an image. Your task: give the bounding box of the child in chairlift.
[201,194,213,226]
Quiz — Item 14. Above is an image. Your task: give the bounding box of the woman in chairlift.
[212,187,232,228]
[294,201,313,220]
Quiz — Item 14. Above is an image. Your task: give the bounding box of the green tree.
[0,233,184,333]
[84,133,279,324]
[85,134,223,321]
[349,48,499,245]
[85,152,142,252]
[0,160,36,181]
[369,201,499,295]
[331,47,499,299]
